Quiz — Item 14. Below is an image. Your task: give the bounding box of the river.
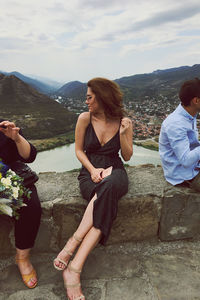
[29,143,161,173]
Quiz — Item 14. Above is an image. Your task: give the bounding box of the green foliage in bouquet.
[0,165,32,220]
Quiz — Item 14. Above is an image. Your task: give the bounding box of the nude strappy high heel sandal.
[53,234,83,271]
[64,262,85,300]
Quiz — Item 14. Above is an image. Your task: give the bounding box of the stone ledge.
[1,165,200,255]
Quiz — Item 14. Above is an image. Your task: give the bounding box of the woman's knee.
[103,174,128,197]
[103,175,125,191]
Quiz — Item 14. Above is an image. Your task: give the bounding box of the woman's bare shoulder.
[77,112,90,126]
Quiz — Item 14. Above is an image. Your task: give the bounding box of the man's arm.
[166,124,200,167]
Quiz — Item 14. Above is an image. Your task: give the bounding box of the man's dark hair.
[179,77,200,106]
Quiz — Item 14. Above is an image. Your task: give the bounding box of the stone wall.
[0,165,200,255]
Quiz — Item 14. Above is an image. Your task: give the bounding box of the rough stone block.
[105,277,152,300]
[0,216,14,255]
[82,246,141,279]
[159,187,200,241]
[143,248,200,300]
[2,166,199,256]
[33,218,55,253]
[108,195,161,244]
[126,165,165,198]
[36,171,81,203]
[52,198,86,248]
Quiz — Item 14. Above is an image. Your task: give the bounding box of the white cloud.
[0,0,200,82]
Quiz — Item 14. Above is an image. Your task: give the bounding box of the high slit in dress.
[78,118,129,245]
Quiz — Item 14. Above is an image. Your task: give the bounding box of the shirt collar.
[176,103,197,121]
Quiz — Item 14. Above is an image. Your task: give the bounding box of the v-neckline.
[90,122,119,148]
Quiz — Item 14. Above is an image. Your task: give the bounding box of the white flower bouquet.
[0,163,31,220]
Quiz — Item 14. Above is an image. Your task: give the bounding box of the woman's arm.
[0,121,35,161]
[119,117,133,161]
[15,135,31,160]
[75,112,103,183]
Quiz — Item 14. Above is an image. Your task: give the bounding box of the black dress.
[78,121,129,245]
[0,122,41,249]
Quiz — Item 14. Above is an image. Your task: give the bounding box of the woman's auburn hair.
[87,77,125,119]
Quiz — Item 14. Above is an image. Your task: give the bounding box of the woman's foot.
[63,262,85,300]
[16,255,37,288]
[54,234,83,271]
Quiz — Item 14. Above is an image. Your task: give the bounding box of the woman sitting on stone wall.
[0,120,41,289]
[53,77,133,300]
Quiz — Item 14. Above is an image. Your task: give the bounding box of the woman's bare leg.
[54,194,97,269]
[16,248,37,287]
[63,226,102,300]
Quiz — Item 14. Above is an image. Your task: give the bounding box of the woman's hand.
[0,121,21,142]
[0,120,31,159]
[120,118,132,135]
[119,117,133,161]
[101,166,113,179]
[91,168,104,183]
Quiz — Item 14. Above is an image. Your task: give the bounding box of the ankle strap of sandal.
[73,234,83,243]
[63,247,73,256]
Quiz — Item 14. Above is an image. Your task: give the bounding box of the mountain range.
[0,71,59,94]
[57,81,87,98]
[56,64,200,105]
[115,64,200,102]
[2,64,200,104]
[1,64,200,140]
[0,74,76,139]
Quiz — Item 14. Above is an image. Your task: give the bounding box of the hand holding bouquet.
[0,161,31,220]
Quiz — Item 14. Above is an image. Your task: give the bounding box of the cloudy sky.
[0,0,200,83]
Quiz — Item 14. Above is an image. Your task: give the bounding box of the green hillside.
[0,74,77,139]
[116,64,200,102]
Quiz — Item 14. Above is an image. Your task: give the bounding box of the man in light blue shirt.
[159,78,200,190]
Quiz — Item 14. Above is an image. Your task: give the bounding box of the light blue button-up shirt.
[159,104,200,185]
